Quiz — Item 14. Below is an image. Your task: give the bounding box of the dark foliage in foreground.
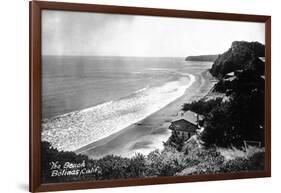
[219,151,265,172]
[42,141,264,183]
[42,141,147,183]
[183,151,265,175]
[42,141,188,183]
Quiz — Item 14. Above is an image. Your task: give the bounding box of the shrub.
[41,141,147,183]
[128,153,147,178]
[97,155,131,180]
[214,80,233,93]
[165,130,185,151]
[41,141,99,183]
[220,151,264,172]
[182,98,223,116]
[146,146,187,176]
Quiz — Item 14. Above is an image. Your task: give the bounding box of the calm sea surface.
[42,56,211,119]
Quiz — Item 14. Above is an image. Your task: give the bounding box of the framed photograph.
[30,1,271,192]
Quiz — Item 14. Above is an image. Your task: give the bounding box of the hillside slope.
[210,41,265,78]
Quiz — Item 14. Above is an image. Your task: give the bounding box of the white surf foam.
[42,73,196,151]
[134,86,149,94]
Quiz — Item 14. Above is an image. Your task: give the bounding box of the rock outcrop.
[210,41,265,78]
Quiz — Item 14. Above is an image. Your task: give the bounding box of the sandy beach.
[76,69,216,159]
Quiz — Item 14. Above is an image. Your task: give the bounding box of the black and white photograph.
[41,9,266,183]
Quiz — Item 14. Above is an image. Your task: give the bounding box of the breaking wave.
[41,73,195,151]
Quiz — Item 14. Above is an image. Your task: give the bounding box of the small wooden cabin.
[169,111,204,140]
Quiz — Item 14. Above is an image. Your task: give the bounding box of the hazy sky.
[42,10,265,57]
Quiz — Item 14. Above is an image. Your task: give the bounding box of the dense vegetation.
[182,41,265,148]
[164,130,186,151]
[42,141,148,183]
[205,68,264,147]
[42,141,191,183]
[182,98,223,116]
[210,41,265,78]
[42,140,264,183]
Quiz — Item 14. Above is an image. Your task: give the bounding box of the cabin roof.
[169,119,197,132]
[182,110,204,125]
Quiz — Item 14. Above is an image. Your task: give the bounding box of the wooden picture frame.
[30,1,271,192]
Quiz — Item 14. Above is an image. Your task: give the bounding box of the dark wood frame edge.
[29,1,271,192]
[30,1,42,192]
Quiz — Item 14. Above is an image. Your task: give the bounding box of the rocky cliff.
[210,41,265,78]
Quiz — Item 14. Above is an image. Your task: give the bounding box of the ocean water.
[41,56,212,151]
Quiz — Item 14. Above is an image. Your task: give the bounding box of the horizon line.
[42,54,189,58]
